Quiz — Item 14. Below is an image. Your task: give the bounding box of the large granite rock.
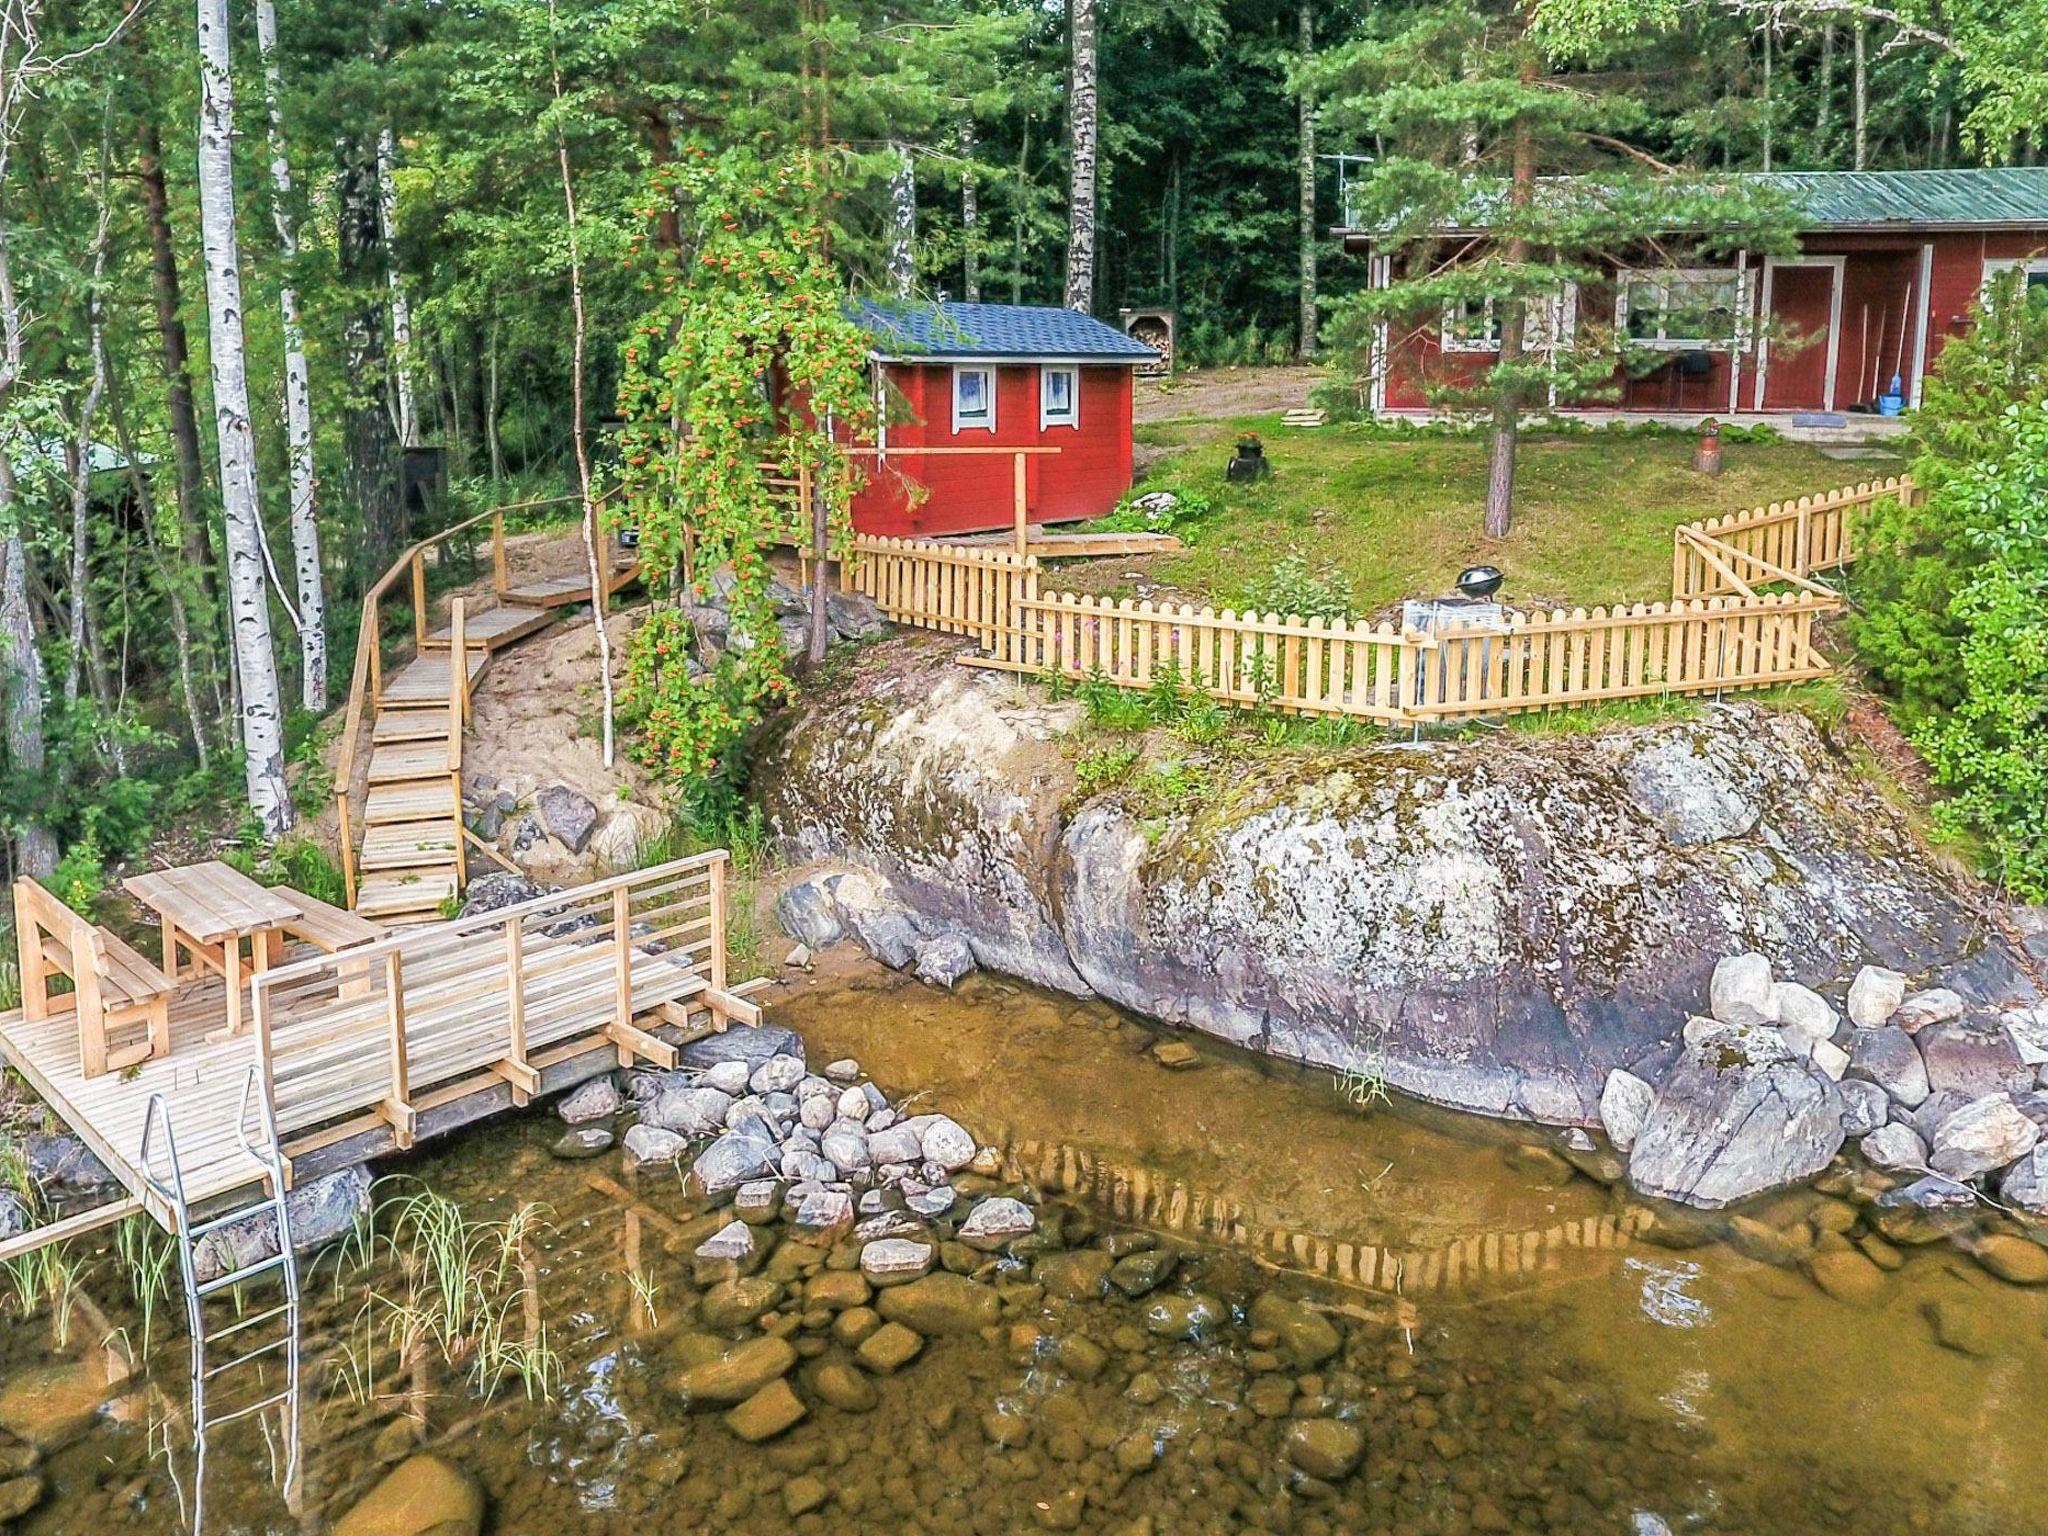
[193,1166,373,1286]
[333,1455,485,1536]
[1627,1027,1847,1209]
[756,648,2033,1127]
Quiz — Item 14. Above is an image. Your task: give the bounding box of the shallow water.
[4,965,2046,1534]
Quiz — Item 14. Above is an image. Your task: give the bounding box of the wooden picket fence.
[845,475,1907,725]
[1671,476,1910,600]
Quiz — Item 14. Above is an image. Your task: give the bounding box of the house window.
[952,366,995,433]
[1440,296,1500,353]
[1617,268,1744,349]
[1040,366,1079,429]
[1983,257,2048,302]
[1440,287,1579,355]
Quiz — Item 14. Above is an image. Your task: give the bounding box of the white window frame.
[1616,266,1747,350]
[1983,256,2048,298]
[1439,285,1580,356]
[951,365,996,433]
[1039,365,1079,430]
[1439,295,1501,353]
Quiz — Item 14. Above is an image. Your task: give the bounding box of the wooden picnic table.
[123,861,305,1041]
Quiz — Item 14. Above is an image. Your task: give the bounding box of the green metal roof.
[1760,168,2048,228]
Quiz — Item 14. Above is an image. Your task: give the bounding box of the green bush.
[1090,484,1214,537]
[1908,400,2048,900]
[1240,552,1356,621]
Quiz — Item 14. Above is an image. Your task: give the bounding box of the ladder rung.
[203,1334,293,1378]
[204,1301,294,1344]
[201,1391,293,1430]
[187,1200,279,1241]
[196,1253,286,1297]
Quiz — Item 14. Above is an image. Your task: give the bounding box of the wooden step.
[378,652,487,710]
[360,821,460,873]
[368,743,453,785]
[499,564,640,609]
[365,780,459,826]
[373,712,449,746]
[421,604,552,652]
[355,871,458,921]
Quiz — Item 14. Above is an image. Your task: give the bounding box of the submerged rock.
[1627,1029,1845,1209]
[876,1273,999,1334]
[1284,1418,1364,1479]
[672,1337,798,1405]
[757,651,2032,1127]
[193,1166,373,1286]
[332,1454,485,1536]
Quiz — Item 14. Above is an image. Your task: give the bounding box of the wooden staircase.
[334,494,642,925]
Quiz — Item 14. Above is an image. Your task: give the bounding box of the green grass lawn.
[1064,419,1881,617]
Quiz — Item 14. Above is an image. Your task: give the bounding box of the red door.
[1762,265,1837,411]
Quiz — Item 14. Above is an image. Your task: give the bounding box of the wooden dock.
[0,853,759,1234]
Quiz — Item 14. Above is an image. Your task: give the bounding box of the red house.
[1335,168,2048,419]
[845,301,1159,538]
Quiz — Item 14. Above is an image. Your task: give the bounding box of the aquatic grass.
[1335,1057,1392,1114]
[331,1181,561,1405]
[4,1242,83,1344]
[116,1215,178,1357]
[626,1269,661,1328]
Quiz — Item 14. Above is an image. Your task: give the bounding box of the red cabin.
[1335,168,2048,419]
[845,301,1159,538]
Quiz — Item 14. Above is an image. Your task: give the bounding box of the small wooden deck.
[0,853,759,1236]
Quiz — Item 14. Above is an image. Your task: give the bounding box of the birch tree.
[889,143,916,298]
[195,0,293,835]
[256,0,326,710]
[1297,0,1317,360]
[378,125,418,445]
[958,118,979,302]
[1063,0,1098,313]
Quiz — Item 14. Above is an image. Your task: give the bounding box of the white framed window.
[1440,296,1500,352]
[1039,366,1079,429]
[1616,267,1745,349]
[1983,257,2048,301]
[1439,286,1579,355]
[951,365,995,433]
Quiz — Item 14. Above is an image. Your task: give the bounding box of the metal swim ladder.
[138,1067,302,1527]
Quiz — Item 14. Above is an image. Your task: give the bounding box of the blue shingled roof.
[854,300,1159,362]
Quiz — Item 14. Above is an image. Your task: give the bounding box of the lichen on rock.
[756,642,2033,1131]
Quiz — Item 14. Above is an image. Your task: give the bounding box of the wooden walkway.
[0,854,756,1234]
[335,492,642,922]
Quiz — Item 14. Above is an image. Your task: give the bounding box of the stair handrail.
[137,1090,190,1216]
[335,486,625,906]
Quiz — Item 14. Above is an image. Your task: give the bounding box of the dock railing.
[845,475,1912,723]
[246,852,756,1157]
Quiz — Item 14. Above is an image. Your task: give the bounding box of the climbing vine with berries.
[614,145,874,807]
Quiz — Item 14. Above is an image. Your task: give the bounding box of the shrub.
[1908,400,2048,900]
[1240,552,1356,621]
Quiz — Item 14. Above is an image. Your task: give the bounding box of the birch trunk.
[378,125,418,446]
[959,119,979,302]
[0,195,55,873]
[256,0,326,711]
[195,0,293,835]
[1296,0,1317,360]
[1815,23,1834,138]
[1064,0,1098,314]
[548,0,613,766]
[889,143,916,299]
[1852,20,1867,169]
[64,226,109,715]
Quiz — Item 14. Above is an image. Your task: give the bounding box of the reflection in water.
[2,963,2045,1534]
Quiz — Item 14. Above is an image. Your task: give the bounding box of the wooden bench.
[281,893,386,955]
[13,878,175,1078]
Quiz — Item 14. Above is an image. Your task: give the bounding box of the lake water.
[3,965,2044,1534]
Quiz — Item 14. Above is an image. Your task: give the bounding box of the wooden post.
[338,789,358,906]
[1013,451,1028,554]
[492,510,508,596]
[383,951,414,1145]
[505,920,527,1065]
[611,885,634,1061]
[411,551,427,648]
[449,598,468,888]
[367,593,383,701]
[708,855,729,995]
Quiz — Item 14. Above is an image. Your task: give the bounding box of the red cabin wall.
[1375,228,2046,416]
[850,362,1134,537]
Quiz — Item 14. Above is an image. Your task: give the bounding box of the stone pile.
[774,870,982,990]
[1603,952,2048,1223]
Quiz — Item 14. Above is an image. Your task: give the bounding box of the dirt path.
[1134,365,1325,425]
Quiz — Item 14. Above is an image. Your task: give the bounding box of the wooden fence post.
[1013,451,1028,555]
[411,551,427,648]
[612,885,634,1054]
[382,952,415,1146]
[492,510,508,596]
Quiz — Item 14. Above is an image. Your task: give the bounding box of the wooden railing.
[845,475,1901,724]
[247,852,757,1152]
[1671,476,1909,599]
[335,489,620,904]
